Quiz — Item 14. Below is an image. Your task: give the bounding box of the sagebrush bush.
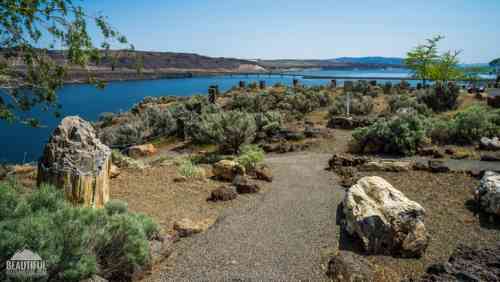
[352,114,429,155]
[328,92,374,116]
[255,111,283,136]
[388,94,431,116]
[0,183,158,282]
[188,111,257,153]
[237,145,265,171]
[417,83,460,112]
[447,106,500,144]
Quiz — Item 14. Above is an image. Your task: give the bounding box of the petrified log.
[37,116,111,208]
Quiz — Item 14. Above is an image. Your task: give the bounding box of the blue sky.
[82,0,500,63]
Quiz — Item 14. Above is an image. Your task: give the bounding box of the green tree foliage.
[0,183,158,281]
[0,0,130,126]
[405,35,443,86]
[490,58,500,67]
[428,51,464,83]
[405,35,464,85]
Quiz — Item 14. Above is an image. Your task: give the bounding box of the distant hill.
[331,57,405,66]
[44,50,265,72]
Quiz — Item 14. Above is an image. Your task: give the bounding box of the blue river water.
[1,68,414,163]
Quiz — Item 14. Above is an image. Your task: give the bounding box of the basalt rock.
[343,176,429,257]
[360,160,413,172]
[328,154,369,168]
[208,186,238,202]
[327,116,375,130]
[418,244,500,282]
[233,175,260,194]
[37,116,111,208]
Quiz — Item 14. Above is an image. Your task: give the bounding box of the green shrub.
[0,183,158,282]
[255,111,283,135]
[352,114,429,156]
[388,94,431,116]
[328,92,374,116]
[448,105,500,144]
[105,199,129,216]
[237,145,265,171]
[178,160,206,179]
[417,83,460,112]
[187,111,257,153]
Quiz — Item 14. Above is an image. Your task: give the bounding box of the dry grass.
[110,165,233,234]
[351,170,500,281]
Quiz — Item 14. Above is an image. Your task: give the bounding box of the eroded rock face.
[342,176,429,257]
[475,171,500,216]
[418,244,500,282]
[37,116,111,208]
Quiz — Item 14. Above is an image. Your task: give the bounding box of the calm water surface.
[1,69,411,163]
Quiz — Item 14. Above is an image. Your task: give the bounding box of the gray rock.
[475,171,500,216]
[343,176,429,257]
[480,137,500,151]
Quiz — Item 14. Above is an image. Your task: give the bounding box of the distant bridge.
[201,72,496,82]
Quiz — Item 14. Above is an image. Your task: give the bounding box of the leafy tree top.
[0,0,130,127]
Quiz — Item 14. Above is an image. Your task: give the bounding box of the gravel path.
[153,152,343,281]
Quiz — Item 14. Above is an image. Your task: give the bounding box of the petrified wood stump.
[37,116,111,208]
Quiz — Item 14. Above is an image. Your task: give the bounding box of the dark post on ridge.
[259,80,266,90]
[293,79,299,88]
[239,81,246,88]
[331,79,337,89]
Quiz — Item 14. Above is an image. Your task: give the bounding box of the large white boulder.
[475,171,500,216]
[342,176,429,257]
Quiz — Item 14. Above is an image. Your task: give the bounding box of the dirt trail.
[146,152,344,281]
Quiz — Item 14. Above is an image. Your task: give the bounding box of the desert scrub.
[388,94,431,116]
[187,110,257,153]
[0,183,158,282]
[352,114,429,156]
[428,105,500,145]
[328,92,374,116]
[177,159,206,179]
[417,83,460,112]
[237,145,265,171]
[255,111,283,136]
